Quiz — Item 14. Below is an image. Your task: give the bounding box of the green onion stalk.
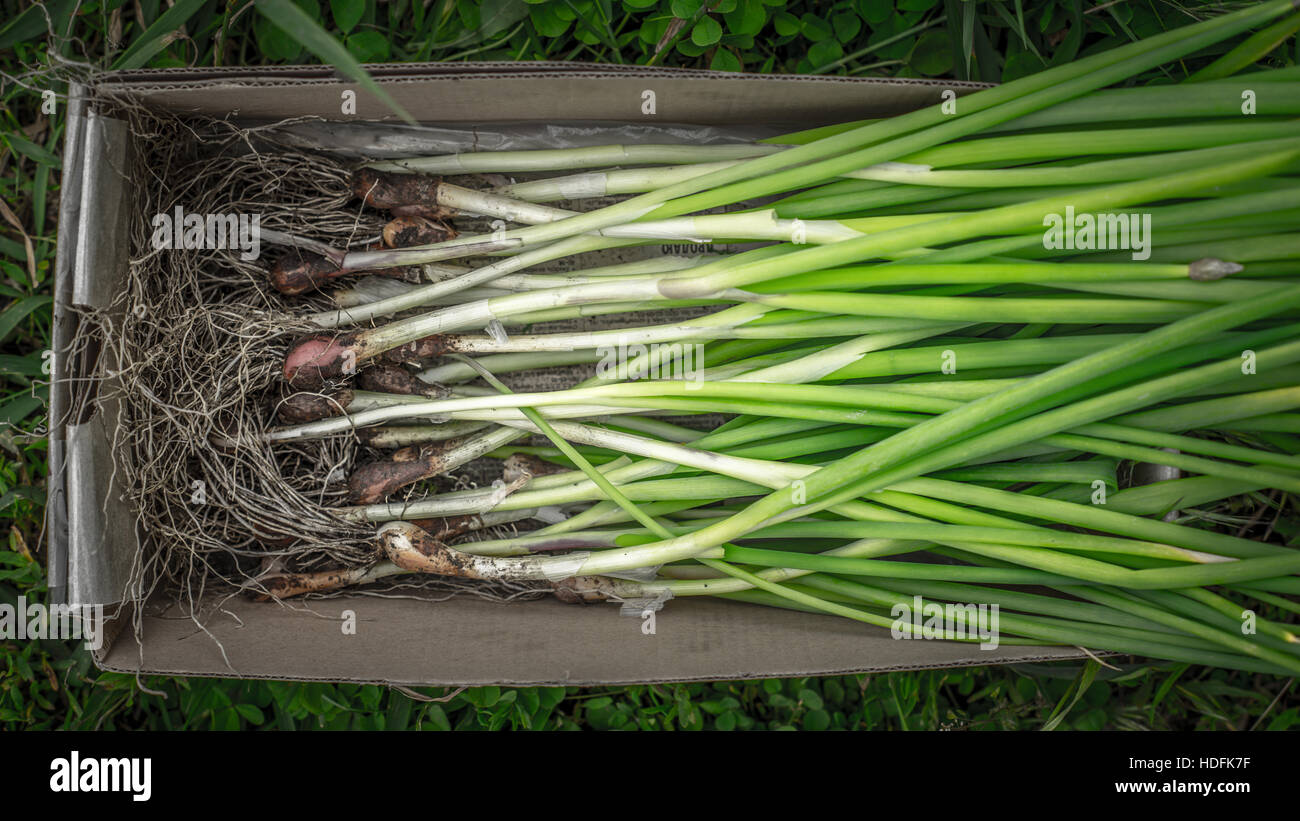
[252,4,1300,676]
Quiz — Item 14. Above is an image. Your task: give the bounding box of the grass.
[1,0,1298,730]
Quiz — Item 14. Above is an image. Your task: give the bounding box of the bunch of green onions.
[257,1,1300,675]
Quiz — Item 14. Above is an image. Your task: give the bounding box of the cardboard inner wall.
[57,64,1090,685]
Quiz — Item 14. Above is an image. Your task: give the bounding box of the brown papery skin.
[503,453,567,482]
[378,522,593,601]
[348,442,449,504]
[253,523,491,600]
[382,215,457,248]
[269,250,348,295]
[380,522,480,577]
[253,566,374,601]
[551,576,620,604]
[268,215,454,295]
[352,167,453,220]
[357,363,446,397]
[378,335,453,367]
[276,389,355,424]
[408,514,485,541]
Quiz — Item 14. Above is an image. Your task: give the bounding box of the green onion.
[247,4,1300,677]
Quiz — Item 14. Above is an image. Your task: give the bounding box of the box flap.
[95,63,989,125]
[100,594,1087,686]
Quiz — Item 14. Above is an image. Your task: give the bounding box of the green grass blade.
[254,0,416,124]
[111,0,209,70]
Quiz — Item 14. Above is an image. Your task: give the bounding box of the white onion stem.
[365,143,782,175]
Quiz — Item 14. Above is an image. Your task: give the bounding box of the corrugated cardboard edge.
[92,65,992,125]
[46,82,88,605]
[61,108,139,609]
[98,59,995,83]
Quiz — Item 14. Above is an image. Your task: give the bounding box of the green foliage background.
[0,0,1297,730]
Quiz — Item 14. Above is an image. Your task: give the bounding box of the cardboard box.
[51,63,1089,686]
